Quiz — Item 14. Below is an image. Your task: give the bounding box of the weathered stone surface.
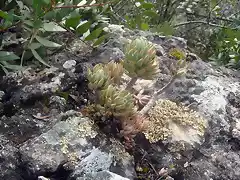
[74,170,130,180]
[19,110,135,179]
[0,135,22,180]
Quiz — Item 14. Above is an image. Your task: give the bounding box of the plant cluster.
[85,38,188,143]
[0,0,112,73]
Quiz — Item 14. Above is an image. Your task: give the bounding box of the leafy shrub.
[0,0,111,73]
[209,29,240,68]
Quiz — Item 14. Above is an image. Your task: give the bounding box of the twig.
[173,20,232,29]
[186,12,234,23]
[54,1,113,9]
[140,75,178,115]
[20,29,38,67]
[126,77,138,91]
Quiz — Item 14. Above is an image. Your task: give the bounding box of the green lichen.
[144,99,207,144]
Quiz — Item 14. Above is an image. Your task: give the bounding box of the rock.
[0,135,22,180]
[19,111,136,179]
[63,60,76,69]
[0,91,5,100]
[49,95,67,112]
[144,99,207,151]
[74,170,130,180]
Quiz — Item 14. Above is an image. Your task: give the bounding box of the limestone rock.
[19,111,136,179]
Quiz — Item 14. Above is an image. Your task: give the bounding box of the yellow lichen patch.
[76,120,98,139]
[60,136,69,154]
[66,116,98,139]
[144,99,207,145]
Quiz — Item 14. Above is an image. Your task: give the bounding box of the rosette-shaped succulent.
[123,38,160,80]
[98,85,136,117]
[120,113,149,139]
[104,61,124,84]
[87,64,111,90]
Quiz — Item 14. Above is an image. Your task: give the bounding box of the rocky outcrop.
[0,24,240,180]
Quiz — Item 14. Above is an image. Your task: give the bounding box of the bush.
[0,0,111,73]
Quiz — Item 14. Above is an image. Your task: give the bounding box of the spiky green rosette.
[87,64,110,90]
[104,61,124,84]
[123,38,160,80]
[98,85,136,117]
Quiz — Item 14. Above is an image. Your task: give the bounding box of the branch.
[54,1,113,9]
[140,75,178,115]
[173,20,234,29]
[186,12,234,23]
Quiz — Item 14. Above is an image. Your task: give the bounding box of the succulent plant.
[104,61,124,84]
[98,84,136,117]
[87,64,111,90]
[123,38,160,80]
[120,113,149,139]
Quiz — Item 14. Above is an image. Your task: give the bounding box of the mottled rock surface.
[19,111,135,179]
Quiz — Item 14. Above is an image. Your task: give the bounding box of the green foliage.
[0,0,111,73]
[108,0,240,68]
[210,29,240,68]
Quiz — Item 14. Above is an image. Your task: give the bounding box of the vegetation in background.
[0,0,111,73]
[108,0,240,68]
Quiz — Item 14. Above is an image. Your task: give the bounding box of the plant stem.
[173,20,237,29]
[20,29,38,68]
[140,75,178,115]
[126,77,138,91]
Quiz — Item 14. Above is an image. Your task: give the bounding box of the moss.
[144,99,207,144]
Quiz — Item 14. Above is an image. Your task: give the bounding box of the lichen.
[144,99,207,144]
[66,116,98,139]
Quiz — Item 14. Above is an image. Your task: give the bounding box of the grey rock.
[63,60,77,69]
[0,135,21,180]
[19,111,136,179]
[75,170,130,180]
[0,91,5,100]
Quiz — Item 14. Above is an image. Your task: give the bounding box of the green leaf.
[28,42,42,49]
[43,22,66,32]
[140,23,149,30]
[143,10,158,17]
[35,36,62,48]
[3,64,23,70]
[0,51,20,61]
[76,21,91,34]
[23,20,34,27]
[65,16,81,29]
[93,34,108,47]
[140,3,154,9]
[30,48,51,67]
[44,11,56,20]
[157,22,174,36]
[43,0,51,4]
[84,27,103,41]
[33,19,43,29]
[0,64,9,74]
[0,10,8,19]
